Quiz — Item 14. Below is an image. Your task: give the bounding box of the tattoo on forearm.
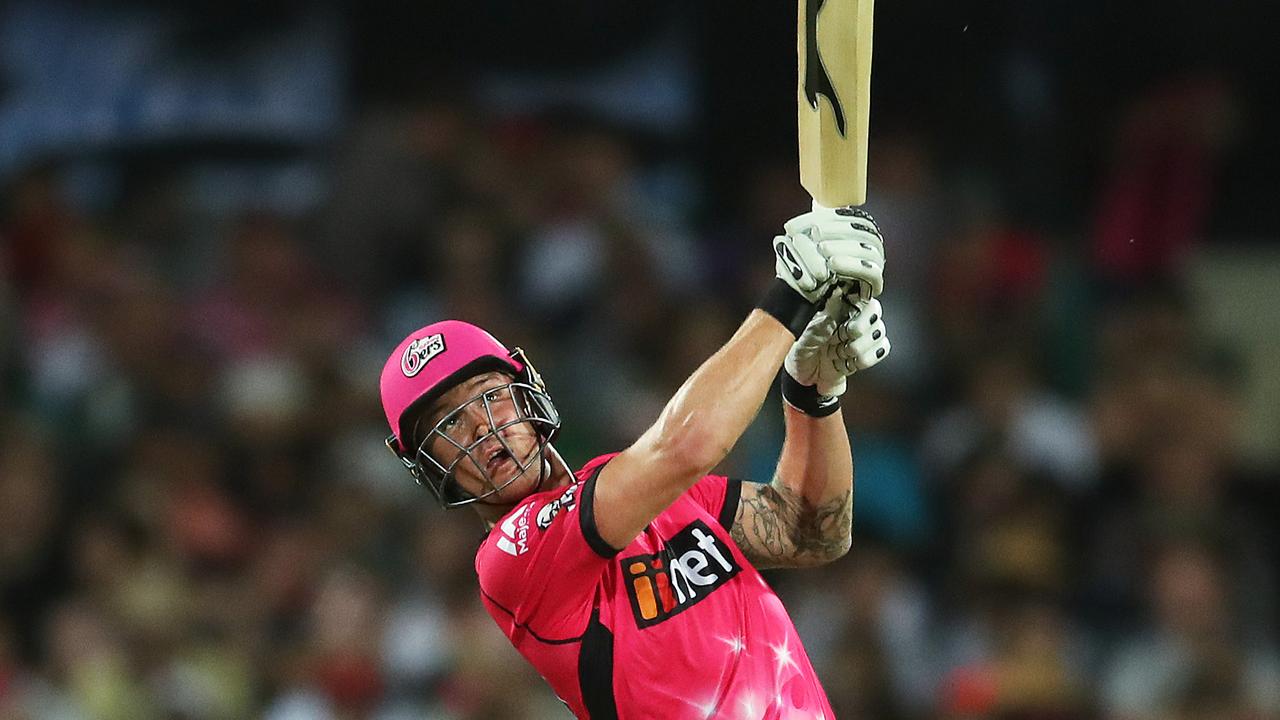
[731,479,853,569]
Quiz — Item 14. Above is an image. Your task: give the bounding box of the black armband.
[780,371,841,417]
[756,279,819,337]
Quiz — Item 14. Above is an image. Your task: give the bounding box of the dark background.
[2,2,1278,718]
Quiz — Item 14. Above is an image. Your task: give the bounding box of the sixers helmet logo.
[401,333,447,377]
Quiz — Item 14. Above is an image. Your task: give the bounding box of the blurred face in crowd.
[411,371,544,505]
[1152,544,1228,640]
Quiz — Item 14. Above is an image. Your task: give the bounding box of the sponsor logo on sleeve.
[621,520,741,629]
[536,484,578,530]
[496,504,532,557]
[401,333,446,377]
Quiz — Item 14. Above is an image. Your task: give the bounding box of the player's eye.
[485,388,515,410]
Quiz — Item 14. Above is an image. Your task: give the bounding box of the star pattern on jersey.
[717,633,746,655]
[684,696,719,720]
[771,637,799,676]
[670,630,835,719]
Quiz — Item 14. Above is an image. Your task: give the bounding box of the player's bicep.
[590,436,707,551]
[730,476,852,569]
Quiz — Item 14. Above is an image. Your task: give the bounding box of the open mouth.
[485,446,515,474]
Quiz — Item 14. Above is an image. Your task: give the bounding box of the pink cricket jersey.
[475,454,836,719]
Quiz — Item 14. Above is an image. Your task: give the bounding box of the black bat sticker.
[804,0,847,137]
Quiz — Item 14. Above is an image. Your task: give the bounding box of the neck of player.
[474,449,574,530]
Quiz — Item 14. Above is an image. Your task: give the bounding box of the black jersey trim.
[578,609,619,720]
[719,478,743,530]
[478,587,584,645]
[579,462,623,558]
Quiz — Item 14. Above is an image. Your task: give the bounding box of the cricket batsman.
[380,206,890,718]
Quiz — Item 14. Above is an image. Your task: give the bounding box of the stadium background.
[2,1,1279,718]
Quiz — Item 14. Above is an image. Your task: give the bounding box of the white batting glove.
[773,231,834,304]
[785,291,850,398]
[785,290,891,399]
[780,204,886,302]
[831,295,891,375]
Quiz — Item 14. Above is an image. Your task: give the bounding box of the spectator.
[1103,542,1280,719]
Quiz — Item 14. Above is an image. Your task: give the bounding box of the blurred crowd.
[3,12,1280,719]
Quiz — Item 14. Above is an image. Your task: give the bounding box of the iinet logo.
[496,504,531,557]
[622,520,740,628]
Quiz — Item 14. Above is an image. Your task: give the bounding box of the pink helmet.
[382,320,522,451]
[380,320,560,505]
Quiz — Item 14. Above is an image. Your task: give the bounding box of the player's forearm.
[773,403,854,562]
[644,310,794,476]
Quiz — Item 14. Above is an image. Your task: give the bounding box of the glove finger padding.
[810,219,886,299]
[812,219,884,250]
[847,334,891,370]
[778,204,886,303]
[826,257,884,298]
[832,298,891,371]
[836,298,881,343]
[774,233,832,301]
[784,204,883,240]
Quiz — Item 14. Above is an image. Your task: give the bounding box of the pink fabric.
[380,321,524,450]
[476,454,835,719]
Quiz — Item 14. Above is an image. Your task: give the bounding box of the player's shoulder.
[477,463,604,565]
[521,453,619,536]
[573,452,620,483]
[478,496,541,562]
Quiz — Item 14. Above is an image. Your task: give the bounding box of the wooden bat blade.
[798,0,874,208]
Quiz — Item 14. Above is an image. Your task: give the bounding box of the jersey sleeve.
[476,466,618,641]
[683,473,743,531]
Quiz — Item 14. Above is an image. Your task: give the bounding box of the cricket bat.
[798,0,875,208]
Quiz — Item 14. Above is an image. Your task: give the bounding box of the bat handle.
[813,198,868,212]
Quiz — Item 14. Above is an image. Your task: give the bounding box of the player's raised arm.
[591,207,885,551]
[731,207,891,569]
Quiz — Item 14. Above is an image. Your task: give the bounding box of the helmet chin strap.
[523,450,552,496]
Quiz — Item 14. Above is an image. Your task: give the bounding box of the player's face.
[414,371,544,504]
